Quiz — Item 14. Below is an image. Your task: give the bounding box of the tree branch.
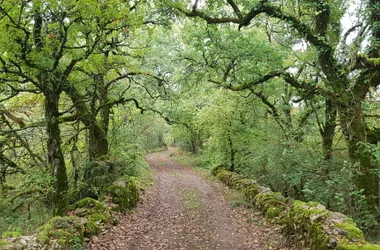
[209,71,283,91]
[176,7,240,24]
[227,0,243,20]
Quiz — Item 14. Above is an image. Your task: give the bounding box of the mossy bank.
[1,177,139,250]
[212,166,380,250]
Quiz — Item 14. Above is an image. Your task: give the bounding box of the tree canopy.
[1,0,380,240]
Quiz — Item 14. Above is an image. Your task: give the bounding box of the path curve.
[86,149,293,250]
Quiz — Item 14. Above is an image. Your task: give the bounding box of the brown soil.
[86,149,294,250]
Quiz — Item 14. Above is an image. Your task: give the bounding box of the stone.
[14,243,23,250]
[327,238,337,248]
[18,239,27,247]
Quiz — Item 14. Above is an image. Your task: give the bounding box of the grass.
[181,189,202,210]
[0,201,52,238]
[170,151,246,209]
[169,150,203,169]
[227,189,247,208]
[134,164,155,191]
[171,172,181,178]
[147,146,168,153]
[368,235,380,244]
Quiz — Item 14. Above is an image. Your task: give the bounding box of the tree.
[174,0,380,209]
[0,0,134,215]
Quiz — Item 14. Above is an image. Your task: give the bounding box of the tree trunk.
[64,84,109,160]
[369,0,380,58]
[88,120,109,160]
[71,123,79,188]
[0,175,4,198]
[227,132,235,172]
[321,100,337,160]
[0,142,4,198]
[98,75,110,136]
[44,90,68,216]
[339,100,379,208]
[189,129,201,154]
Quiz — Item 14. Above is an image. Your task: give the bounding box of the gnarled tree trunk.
[321,100,337,160]
[64,84,109,160]
[44,89,68,216]
[339,99,379,208]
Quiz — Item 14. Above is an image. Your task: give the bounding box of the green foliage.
[78,159,126,199]
[1,227,22,239]
[111,144,148,177]
[0,0,379,244]
[0,197,52,239]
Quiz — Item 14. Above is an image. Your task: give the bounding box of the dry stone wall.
[212,166,380,250]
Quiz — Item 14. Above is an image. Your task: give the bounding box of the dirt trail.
[86,149,293,250]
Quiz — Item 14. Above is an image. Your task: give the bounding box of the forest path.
[86,149,293,250]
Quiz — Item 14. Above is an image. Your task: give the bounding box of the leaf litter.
[86,150,295,250]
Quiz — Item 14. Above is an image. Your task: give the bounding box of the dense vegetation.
[0,0,380,244]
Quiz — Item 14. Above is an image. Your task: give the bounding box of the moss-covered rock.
[255,192,287,214]
[106,176,139,212]
[242,183,260,202]
[80,159,126,199]
[37,216,85,249]
[286,200,330,249]
[211,165,225,176]
[69,198,110,237]
[71,197,107,212]
[336,219,365,242]
[0,239,10,248]
[265,206,283,219]
[211,166,380,250]
[216,170,235,187]
[4,174,141,250]
[336,241,380,250]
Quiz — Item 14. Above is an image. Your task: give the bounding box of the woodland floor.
[86,149,295,250]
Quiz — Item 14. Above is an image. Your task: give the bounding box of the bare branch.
[342,23,363,44]
[0,109,25,127]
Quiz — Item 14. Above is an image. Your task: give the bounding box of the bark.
[98,74,111,136]
[321,100,337,160]
[88,74,109,160]
[0,173,4,198]
[0,143,4,198]
[369,0,380,58]
[63,84,108,160]
[227,132,235,172]
[339,99,379,207]
[71,123,80,188]
[189,129,201,154]
[44,90,68,216]
[88,121,109,160]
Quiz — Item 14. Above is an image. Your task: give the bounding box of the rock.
[91,236,99,242]
[113,180,127,188]
[327,238,337,248]
[18,239,27,247]
[14,243,23,250]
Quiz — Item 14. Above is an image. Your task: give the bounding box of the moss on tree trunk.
[339,100,379,208]
[44,90,68,216]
